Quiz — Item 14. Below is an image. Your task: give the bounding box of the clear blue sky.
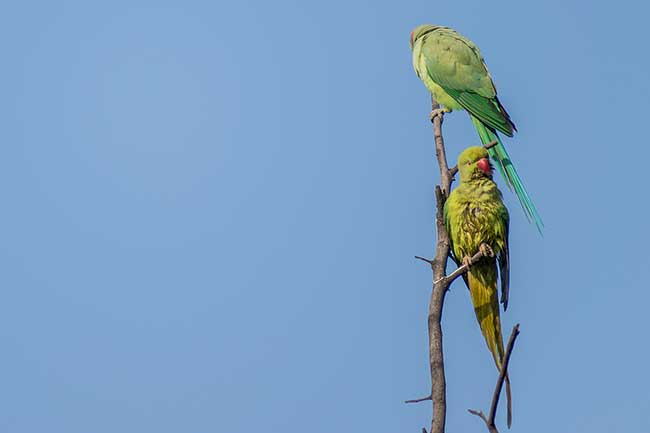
[2,1,649,432]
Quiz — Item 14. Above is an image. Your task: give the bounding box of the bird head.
[457,146,493,182]
[409,24,440,50]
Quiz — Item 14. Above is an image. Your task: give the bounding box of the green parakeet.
[410,24,542,232]
[444,146,512,427]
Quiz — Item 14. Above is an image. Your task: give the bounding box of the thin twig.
[433,249,484,285]
[467,409,489,424]
[468,324,521,433]
[414,255,434,266]
[468,409,497,433]
[448,140,498,177]
[405,395,432,404]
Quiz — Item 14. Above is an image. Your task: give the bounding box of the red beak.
[477,158,490,174]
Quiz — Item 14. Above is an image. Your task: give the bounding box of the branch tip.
[405,395,432,404]
[466,324,522,433]
[468,409,488,423]
[414,255,434,265]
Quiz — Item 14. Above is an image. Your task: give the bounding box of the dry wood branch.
[468,324,521,433]
[423,98,453,433]
[415,256,435,267]
[448,140,498,178]
[468,408,488,420]
[431,110,452,196]
[405,395,432,404]
[433,249,484,286]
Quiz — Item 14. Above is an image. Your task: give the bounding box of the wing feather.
[420,29,515,136]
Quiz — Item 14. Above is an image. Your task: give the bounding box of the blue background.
[2,1,648,432]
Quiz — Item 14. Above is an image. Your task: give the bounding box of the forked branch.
[468,324,521,433]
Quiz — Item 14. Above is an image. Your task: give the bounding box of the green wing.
[420,29,515,136]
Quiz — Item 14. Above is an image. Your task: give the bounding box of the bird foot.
[462,255,472,269]
[479,243,494,258]
[429,107,448,123]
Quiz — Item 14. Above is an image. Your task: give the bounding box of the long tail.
[470,115,543,233]
[468,264,513,428]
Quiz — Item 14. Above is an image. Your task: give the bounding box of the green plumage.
[444,146,512,427]
[410,24,543,232]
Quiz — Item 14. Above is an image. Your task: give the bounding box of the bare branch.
[424,98,453,433]
[430,105,452,196]
[467,409,490,425]
[468,409,497,433]
[433,249,484,285]
[405,395,432,404]
[468,324,521,433]
[414,256,435,267]
[448,140,498,178]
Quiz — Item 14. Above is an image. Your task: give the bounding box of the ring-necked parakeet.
[444,146,513,427]
[410,24,542,232]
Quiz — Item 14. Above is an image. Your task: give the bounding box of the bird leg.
[429,107,449,123]
[478,243,494,258]
[462,255,472,270]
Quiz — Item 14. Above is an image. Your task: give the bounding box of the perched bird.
[444,146,512,427]
[410,24,542,232]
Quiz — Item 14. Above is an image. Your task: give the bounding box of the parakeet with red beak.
[410,24,542,232]
[444,146,513,426]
